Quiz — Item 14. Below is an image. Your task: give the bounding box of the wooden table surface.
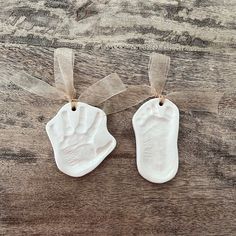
[0,1,235,235]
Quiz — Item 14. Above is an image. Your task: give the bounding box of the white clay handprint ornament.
[7,48,126,177]
[46,102,116,177]
[44,49,126,177]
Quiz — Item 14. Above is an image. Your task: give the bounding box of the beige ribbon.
[6,48,126,111]
[101,53,223,114]
[5,49,223,114]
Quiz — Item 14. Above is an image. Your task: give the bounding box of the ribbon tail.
[168,91,223,113]
[79,73,127,106]
[100,85,152,115]
[4,71,66,100]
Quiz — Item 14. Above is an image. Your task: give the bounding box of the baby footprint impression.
[133,98,179,183]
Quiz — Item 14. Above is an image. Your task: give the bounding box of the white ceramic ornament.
[133,98,179,183]
[46,102,116,177]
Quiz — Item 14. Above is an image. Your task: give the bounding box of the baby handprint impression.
[46,102,116,177]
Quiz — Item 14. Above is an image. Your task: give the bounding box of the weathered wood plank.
[0,0,236,52]
[0,45,235,235]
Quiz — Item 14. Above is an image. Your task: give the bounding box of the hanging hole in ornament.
[70,99,77,111]
[158,95,165,106]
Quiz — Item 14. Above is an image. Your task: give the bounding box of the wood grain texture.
[1,0,236,52]
[0,1,236,235]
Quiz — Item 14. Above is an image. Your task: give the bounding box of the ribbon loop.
[54,48,76,101]
[148,53,170,96]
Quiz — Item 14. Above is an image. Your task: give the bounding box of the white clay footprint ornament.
[133,98,179,183]
[132,53,180,183]
[101,53,180,183]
